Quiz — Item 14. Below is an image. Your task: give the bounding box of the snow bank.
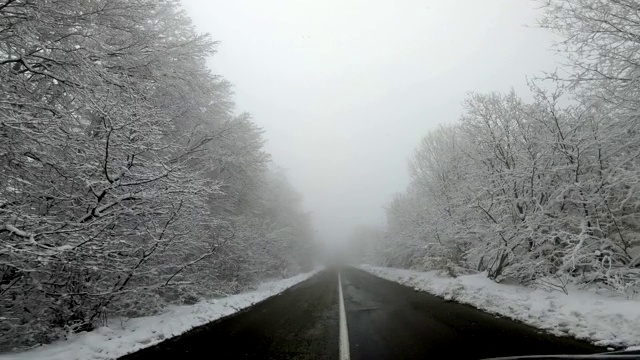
[361,265,640,349]
[0,270,320,360]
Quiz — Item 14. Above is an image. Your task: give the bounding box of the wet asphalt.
[120,268,605,360]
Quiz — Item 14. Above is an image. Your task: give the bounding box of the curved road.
[121,268,604,359]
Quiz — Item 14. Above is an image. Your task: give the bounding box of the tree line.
[361,0,640,297]
[0,0,313,351]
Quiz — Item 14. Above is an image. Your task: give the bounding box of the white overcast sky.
[180,0,561,248]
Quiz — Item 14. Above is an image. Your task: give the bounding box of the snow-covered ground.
[0,270,320,360]
[361,265,640,349]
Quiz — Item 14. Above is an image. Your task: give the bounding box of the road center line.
[338,273,351,360]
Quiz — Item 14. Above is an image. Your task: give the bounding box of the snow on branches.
[0,0,313,351]
[372,0,640,298]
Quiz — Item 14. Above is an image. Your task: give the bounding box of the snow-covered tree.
[376,86,639,295]
[369,0,639,297]
[0,0,313,350]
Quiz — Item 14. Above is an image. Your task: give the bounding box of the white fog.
[181,0,562,248]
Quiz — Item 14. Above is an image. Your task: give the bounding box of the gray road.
[121,270,339,360]
[341,268,602,359]
[121,268,605,360]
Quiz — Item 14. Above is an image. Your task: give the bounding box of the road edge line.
[338,273,351,360]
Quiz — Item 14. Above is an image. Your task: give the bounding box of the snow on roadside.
[360,265,640,349]
[0,270,320,360]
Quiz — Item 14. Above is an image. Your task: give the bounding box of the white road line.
[338,273,351,360]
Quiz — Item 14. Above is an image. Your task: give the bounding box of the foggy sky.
[180,0,562,248]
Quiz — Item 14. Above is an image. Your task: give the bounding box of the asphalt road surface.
[121,268,605,360]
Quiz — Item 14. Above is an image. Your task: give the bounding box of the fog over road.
[121,269,604,360]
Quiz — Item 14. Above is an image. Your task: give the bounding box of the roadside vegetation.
[360,0,640,297]
[0,0,313,351]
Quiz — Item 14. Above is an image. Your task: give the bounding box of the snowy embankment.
[361,265,640,349]
[0,270,320,360]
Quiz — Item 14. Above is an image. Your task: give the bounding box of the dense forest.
[0,0,313,350]
[361,0,640,297]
